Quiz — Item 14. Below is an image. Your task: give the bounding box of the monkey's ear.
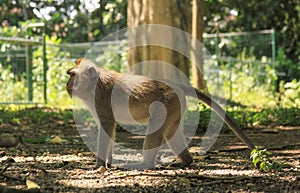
[87,65,98,78]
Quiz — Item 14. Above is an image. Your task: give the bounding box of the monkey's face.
[66,58,99,100]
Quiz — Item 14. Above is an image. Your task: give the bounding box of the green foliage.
[24,134,51,144]
[0,65,28,102]
[276,47,300,83]
[278,79,300,108]
[12,117,21,125]
[1,0,299,81]
[0,25,25,37]
[0,107,73,125]
[0,34,73,106]
[0,23,33,103]
[185,104,300,133]
[205,0,300,81]
[32,36,73,106]
[250,148,290,172]
[0,0,299,114]
[1,0,127,43]
[206,58,278,108]
[228,107,300,128]
[205,45,300,110]
[185,103,212,131]
[28,0,126,43]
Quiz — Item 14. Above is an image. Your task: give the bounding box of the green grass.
[0,105,299,131]
[0,107,73,125]
[228,107,300,127]
[184,104,300,131]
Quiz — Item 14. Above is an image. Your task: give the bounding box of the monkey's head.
[66,58,99,99]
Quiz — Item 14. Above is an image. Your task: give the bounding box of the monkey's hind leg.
[123,123,165,170]
[164,121,193,167]
[124,105,166,170]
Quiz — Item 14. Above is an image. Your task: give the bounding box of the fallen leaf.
[193,155,210,161]
[48,136,62,144]
[97,166,106,174]
[26,180,40,189]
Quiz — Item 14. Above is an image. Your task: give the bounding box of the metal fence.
[0,29,277,104]
[204,29,276,62]
[203,29,278,99]
[0,36,47,104]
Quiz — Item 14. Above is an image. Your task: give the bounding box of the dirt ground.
[0,109,299,193]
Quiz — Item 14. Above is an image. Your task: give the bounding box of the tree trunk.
[127,0,192,82]
[191,0,209,93]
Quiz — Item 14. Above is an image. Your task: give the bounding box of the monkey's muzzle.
[66,80,73,97]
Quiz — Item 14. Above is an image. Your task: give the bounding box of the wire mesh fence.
[0,29,277,105]
[203,29,278,100]
[0,36,42,104]
[204,29,276,62]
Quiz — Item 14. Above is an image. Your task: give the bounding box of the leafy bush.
[206,57,278,108]
[0,65,28,102]
[0,25,28,102]
[276,47,300,83]
[32,36,73,107]
[228,107,300,127]
[250,148,291,172]
[0,35,73,107]
[278,80,300,108]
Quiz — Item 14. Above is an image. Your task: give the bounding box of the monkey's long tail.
[181,85,255,150]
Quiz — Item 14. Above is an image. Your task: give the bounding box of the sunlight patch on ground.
[198,169,260,176]
[0,154,94,164]
[276,149,300,155]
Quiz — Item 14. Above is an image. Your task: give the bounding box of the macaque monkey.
[66,58,255,169]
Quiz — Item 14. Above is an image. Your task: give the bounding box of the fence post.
[42,27,48,104]
[271,29,276,64]
[214,33,219,57]
[229,60,233,100]
[26,45,33,102]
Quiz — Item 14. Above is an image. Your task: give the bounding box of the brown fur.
[66,58,255,169]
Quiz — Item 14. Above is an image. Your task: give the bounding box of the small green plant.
[24,134,51,144]
[250,148,290,172]
[12,117,21,124]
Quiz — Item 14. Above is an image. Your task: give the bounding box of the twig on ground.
[0,158,24,182]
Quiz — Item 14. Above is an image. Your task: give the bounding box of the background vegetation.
[1,2,299,192]
[0,0,299,112]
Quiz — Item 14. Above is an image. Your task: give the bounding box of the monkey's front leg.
[95,121,116,169]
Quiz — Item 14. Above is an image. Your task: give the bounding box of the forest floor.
[0,108,299,193]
